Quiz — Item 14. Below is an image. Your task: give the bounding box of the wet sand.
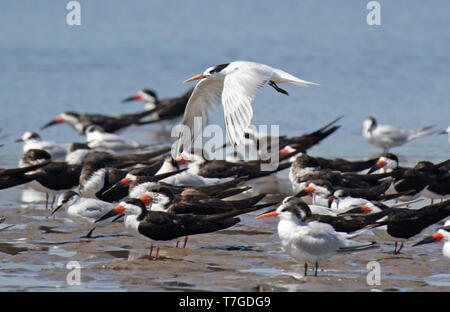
[0,188,449,292]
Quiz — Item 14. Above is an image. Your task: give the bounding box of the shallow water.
[0,1,449,291]
[0,184,449,292]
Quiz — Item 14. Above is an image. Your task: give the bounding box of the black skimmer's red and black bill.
[15,131,67,161]
[122,89,158,110]
[413,220,450,259]
[41,109,158,134]
[50,191,117,238]
[174,61,318,155]
[95,197,271,260]
[366,153,399,174]
[257,197,376,276]
[369,199,450,254]
[124,88,194,126]
[362,116,436,153]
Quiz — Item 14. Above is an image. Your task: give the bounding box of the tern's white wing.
[373,125,408,145]
[70,198,114,222]
[222,66,273,146]
[285,221,342,259]
[175,78,223,156]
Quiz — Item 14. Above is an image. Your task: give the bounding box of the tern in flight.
[174,61,318,156]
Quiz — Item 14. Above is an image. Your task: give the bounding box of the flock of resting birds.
[0,61,449,278]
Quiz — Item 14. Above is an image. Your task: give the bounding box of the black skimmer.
[122,89,158,110]
[362,116,435,153]
[177,149,292,181]
[385,160,450,202]
[289,157,395,196]
[413,220,450,259]
[278,117,342,154]
[78,157,183,202]
[25,161,81,209]
[16,149,81,208]
[95,197,270,260]
[222,117,342,162]
[107,171,248,202]
[99,164,188,202]
[368,199,450,254]
[123,88,194,126]
[50,191,117,238]
[65,143,94,165]
[0,162,49,190]
[366,153,399,174]
[418,162,450,204]
[138,185,266,215]
[15,131,67,160]
[154,155,235,187]
[257,197,375,276]
[174,61,317,155]
[41,109,157,134]
[290,153,382,174]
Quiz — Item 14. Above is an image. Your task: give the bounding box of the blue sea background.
[0,0,448,165]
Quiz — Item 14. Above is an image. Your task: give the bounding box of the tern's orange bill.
[256,211,279,219]
[184,74,207,83]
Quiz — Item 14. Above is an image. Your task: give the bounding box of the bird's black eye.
[244,132,250,139]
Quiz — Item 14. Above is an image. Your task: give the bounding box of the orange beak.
[121,177,132,186]
[176,155,187,165]
[361,205,372,214]
[305,186,315,196]
[376,160,387,168]
[55,116,64,123]
[256,210,279,219]
[114,205,125,215]
[184,74,207,83]
[280,148,290,155]
[139,195,152,206]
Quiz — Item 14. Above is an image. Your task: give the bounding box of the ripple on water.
[423,274,450,287]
